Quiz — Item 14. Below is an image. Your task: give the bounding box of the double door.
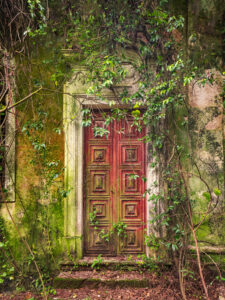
[84,112,146,255]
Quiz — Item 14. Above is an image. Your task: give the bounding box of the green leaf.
[131,109,141,117]
[202,192,210,201]
[171,244,178,251]
[54,128,61,134]
[214,188,221,196]
[133,103,140,109]
[129,174,139,180]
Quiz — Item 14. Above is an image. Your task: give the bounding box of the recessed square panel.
[89,120,111,140]
[119,121,138,139]
[89,199,110,221]
[90,146,110,164]
[127,230,136,245]
[121,145,141,165]
[125,148,137,162]
[125,173,137,190]
[125,121,138,138]
[121,199,142,221]
[125,204,136,216]
[88,226,111,251]
[120,227,143,253]
[93,203,106,216]
[94,149,106,162]
[120,171,141,194]
[94,174,106,191]
[119,119,145,140]
[89,170,110,195]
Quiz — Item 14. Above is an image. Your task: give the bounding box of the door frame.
[63,67,160,258]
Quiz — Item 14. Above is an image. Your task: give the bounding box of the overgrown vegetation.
[0,0,224,299]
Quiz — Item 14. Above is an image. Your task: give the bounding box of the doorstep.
[60,256,146,271]
[53,270,155,289]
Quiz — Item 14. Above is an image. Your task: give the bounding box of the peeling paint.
[205,114,223,130]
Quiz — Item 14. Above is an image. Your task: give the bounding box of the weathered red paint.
[84,112,146,256]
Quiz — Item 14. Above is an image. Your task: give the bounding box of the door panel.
[84,113,146,256]
[116,117,145,254]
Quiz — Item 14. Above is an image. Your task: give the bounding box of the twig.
[178,247,187,300]
[175,146,210,299]
[0,88,9,103]
[0,87,42,113]
[181,170,219,231]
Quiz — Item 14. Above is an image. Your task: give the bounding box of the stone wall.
[188,71,224,246]
[0,0,224,266]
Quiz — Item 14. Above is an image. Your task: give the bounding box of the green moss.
[53,277,90,289]
[1,0,224,278]
[3,44,66,268]
[102,279,147,288]
[53,277,150,289]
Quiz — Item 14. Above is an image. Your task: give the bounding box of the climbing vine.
[70,2,224,299]
[0,0,224,299]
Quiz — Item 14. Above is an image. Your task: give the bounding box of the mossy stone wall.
[0,1,224,270]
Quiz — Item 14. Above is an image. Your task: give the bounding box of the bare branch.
[0,87,42,113]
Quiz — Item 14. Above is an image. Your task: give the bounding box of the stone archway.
[63,66,160,258]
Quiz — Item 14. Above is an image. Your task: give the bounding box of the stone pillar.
[63,81,84,258]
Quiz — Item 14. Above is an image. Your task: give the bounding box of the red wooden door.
[84,112,146,256]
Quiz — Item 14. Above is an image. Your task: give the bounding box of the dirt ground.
[0,270,225,300]
[0,285,224,300]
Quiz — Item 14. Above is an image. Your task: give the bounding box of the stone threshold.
[59,256,173,274]
[60,256,152,271]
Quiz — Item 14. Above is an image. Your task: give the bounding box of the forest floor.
[0,269,225,300]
